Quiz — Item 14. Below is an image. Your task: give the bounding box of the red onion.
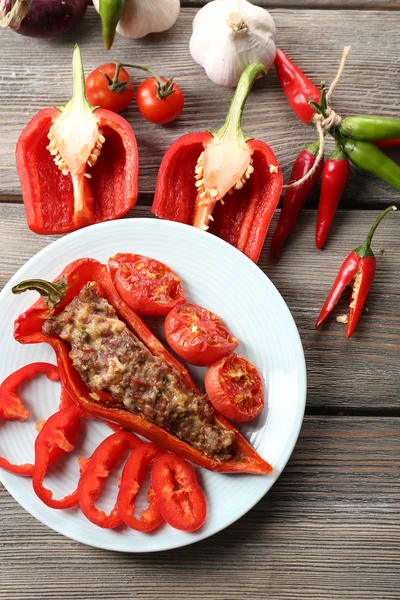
[0,0,88,37]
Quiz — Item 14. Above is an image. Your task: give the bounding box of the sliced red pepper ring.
[151,453,207,532]
[33,405,83,508]
[316,206,397,338]
[78,430,143,529]
[117,442,165,532]
[0,362,59,476]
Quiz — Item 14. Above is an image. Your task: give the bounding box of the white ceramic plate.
[0,218,306,552]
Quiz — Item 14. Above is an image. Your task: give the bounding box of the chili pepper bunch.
[272,47,400,257]
[0,363,206,532]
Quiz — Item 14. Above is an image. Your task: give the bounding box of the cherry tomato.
[86,64,134,114]
[164,302,238,367]
[136,77,184,125]
[205,354,264,422]
[151,453,206,532]
[108,253,186,317]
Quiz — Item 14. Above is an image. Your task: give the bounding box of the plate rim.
[0,218,307,552]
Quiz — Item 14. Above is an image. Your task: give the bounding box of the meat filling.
[42,283,236,459]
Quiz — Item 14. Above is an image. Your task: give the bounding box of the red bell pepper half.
[78,430,143,529]
[151,453,207,532]
[117,442,164,532]
[0,362,59,476]
[152,62,283,263]
[13,258,272,475]
[16,45,138,235]
[33,405,83,508]
[316,206,397,337]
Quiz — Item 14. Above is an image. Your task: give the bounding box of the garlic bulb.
[93,0,180,40]
[190,0,276,87]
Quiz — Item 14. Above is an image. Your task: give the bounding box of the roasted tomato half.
[164,301,238,367]
[108,253,186,317]
[204,354,264,422]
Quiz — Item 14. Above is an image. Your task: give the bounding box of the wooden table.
[1,2,399,599]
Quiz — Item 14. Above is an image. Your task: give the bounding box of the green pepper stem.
[366,205,397,247]
[305,140,320,156]
[60,45,94,116]
[214,62,267,145]
[12,277,68,311]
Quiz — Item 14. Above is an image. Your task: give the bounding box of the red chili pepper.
[316,206,397,337]
[151,453,207,532]
[316,144,350,249]
[271,141,324,258]
[33,405,83,508]
[16,45,138,235]
[13,258,271,475]
[373,138,400,149]
[152,62,282,263]
[0,362,59,476]
[117,442,164,532]
[274,49,321,125]
[78,431,143,529]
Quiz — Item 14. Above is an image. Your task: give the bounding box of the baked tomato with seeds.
[204,354,264,422]
[164,301,238,367]
[108,253,186,317]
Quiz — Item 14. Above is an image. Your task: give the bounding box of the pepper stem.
[60,45,95,116]
[366,205,397,246]
[12,277,67,311]
[112,61,175,99]
[355,205,397,258]
[213,62,267,145]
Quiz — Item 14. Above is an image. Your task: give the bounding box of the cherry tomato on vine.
[205,354,264,423]
[108,253,186,317]
[136,77,184,125]
[86,63,134,114]
[164,302,238,367]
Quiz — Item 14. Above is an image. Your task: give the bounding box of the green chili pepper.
[342,138,400,190]
[99,0,125,50]
[340,115,400,142]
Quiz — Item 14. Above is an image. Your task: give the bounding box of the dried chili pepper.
[16,45,138,234]
[271,140,323,258]
[316,144,350,249]
[152,62,282,263]
[274,48,320,124]
[33,405,83,508]
[117,442,164,532]
[0,362,59,476]
[13,258,272,475]
[316,205,397,337]
[151,453,207,532]
[78,431,143,528]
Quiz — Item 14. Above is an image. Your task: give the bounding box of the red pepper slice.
[271,141,324,258]
[316,144,350,249]
[152,63,282,263]
[316,206,397,337]
[78,430,143,529]
[117,442,164,532]
[151,453,207,532]
[13,258,272,475]
[274,49,321,124]
[16,45,138,235]
[0,362,59,476]
[33,405,83,508]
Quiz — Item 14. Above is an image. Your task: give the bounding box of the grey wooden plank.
[0,203,399,412]
[0,415,399,599]
[185,0,400,8]
[1,7,400,205]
